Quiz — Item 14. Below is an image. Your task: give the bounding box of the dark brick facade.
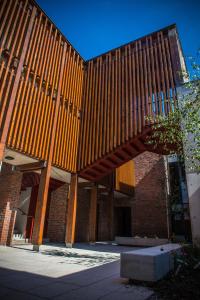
[46,152,170,242]
[132,151,169,238]
[0,166,22,245]
[47,184,69,242]
[75,189,90,242]
[0,152,170,245]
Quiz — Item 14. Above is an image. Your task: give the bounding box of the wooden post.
[32,164,51,251]
[88,185,97,242]
[65,174,78,247]
[0,7,37,163]
[32,42,67,251]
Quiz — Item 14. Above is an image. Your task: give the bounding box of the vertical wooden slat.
[125,46,129,140]
[0,5,37,161]
[32,42,67,249]
[117,49,121,145]
[95,57,102,160]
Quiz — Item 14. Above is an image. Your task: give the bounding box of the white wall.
[15,187,32,236]
[186,173,200,246]
[177,85,200,246]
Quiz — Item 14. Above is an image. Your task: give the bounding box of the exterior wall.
[186,173,200,247]
[97,194,110,241]
[132,152,169,238]
[75,189,90,242]
[78,25,184,181]
[97,192,114,241]
[47,186,92,243]
[47,184,69,242]
[0,167,22,245]
[177,85,200,246]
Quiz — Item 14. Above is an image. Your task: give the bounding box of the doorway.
[114,207,132,237]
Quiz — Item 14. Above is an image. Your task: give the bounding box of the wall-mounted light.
[5,156,14,160]
[83,186,93,190]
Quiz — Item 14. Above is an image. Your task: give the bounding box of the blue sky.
[37,0,199,66]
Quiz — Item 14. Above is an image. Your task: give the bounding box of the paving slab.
[1,289,42,300]
[29,282,81,298]
[0,243,154,300]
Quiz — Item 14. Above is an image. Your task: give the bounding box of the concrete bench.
[120,243,181,282]
[115,236,169,247]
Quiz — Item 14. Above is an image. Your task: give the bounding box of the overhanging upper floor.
[0,0,187,180]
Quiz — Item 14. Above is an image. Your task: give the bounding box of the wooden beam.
[15,161,47,172]
[65,173,78,247]
[0,7,37,162]
[88,185,97,242]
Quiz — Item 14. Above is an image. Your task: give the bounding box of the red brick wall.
[97,193,114,241]
[133,151,169,238]
[75,189,90,242]
[47,184,69,242]
[45,152,169,243]
[0,167,22,245]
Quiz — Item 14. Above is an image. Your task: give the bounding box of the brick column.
[88,185,97,242]
[47,184,69,242]
[0,170,22,245]
[133,151,169,238]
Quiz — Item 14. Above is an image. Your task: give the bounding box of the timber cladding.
[78,27,182,180]
[0,0,83,173]
[0,0,185,177]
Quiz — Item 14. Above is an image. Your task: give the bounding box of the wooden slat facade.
[78,26,186,180]
[0,0,83,173]
[0,0,186,180]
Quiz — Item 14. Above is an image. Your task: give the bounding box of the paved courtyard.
[0,242,154,300]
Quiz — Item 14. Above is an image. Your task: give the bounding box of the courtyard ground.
[0,242,154,300]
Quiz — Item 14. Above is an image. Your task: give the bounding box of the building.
[0,0,189,250]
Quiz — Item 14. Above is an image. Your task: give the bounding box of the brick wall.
[75,189,90,242]
[97,194,109,241]
[47,184,69,242]
[47,186,92,243]
[97,192,114,241]
[132,151,169,238]
[46,151,169,243]
[0,166,22,245]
